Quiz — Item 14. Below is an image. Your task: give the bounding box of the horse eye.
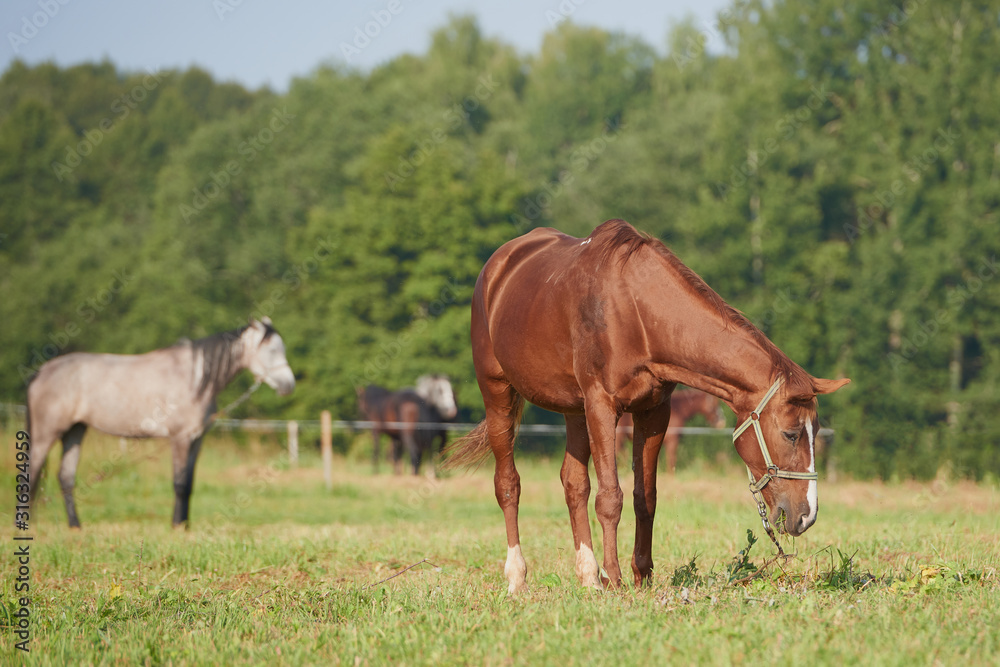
[782,430,799,444]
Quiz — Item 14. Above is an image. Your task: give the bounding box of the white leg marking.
[805,420,818,525]
[505,544,528,595]
[575,543,602,590]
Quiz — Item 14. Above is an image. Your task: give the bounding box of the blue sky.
[1,0,732,91]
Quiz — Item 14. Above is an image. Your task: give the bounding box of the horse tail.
[444,394,524,470]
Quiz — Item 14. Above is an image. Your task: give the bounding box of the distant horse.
[615,389,727,472]
[358,375,457,475]
[27,317,295,528]
[447,220,849,594]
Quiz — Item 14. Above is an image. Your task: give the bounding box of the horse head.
[244,317,295,396]
[416,374,458,420]
[732,375,849,537]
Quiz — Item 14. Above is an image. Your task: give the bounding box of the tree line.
[2,0,999,479]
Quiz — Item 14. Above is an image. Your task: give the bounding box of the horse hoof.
[507,581,529,596]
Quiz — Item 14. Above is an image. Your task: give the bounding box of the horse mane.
[590,219,814,395]
[188,326,249,397]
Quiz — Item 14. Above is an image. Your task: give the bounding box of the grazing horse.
[27,317,295,528]
[358,375,457,475]
[447,220,849,594]
[614,389,727,472]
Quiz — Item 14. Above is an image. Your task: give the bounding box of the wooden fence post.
[287,420,299,468]
[321,410,333,490]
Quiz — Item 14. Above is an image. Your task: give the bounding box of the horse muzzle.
[774,500,817,537]
[263,365,296,396]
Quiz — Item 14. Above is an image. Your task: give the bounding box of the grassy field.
[2,428,999,666]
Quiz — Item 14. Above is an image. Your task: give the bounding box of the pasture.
[3,427,999,665]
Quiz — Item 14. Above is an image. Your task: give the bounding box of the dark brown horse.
[614,389,726,473]
[358,375,457,475]
[447,220,849,594]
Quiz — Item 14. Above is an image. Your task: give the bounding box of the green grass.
[2,430,999,665]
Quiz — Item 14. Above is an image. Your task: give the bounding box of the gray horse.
[27,317,295,528]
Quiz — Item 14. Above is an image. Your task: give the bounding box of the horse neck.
[196,331,249,397]
[635,269,777,413]
[659,329,775,413]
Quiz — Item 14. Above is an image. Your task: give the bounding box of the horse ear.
[813,377,850,395]
[260,316,273,327]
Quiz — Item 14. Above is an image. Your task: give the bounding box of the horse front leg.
[584,395,624,588]
[390,436,404,475]
[371,427,382,473]
[562,414,600,589]
[403,429,421,476]
[631,404,671,587]
[171,434,204,528]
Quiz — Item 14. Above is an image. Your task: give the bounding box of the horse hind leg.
[26,422,63,522]
[58,423,88,529]
[482,381,528,595]
[391,437,404,475]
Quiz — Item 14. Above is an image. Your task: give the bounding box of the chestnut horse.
[448,220,849,594]
[614,389,726,473]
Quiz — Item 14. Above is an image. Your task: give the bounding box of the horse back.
[473,223,660,412]
[28,348,200,437]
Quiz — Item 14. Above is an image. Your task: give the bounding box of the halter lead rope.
[211,379,262,421]
[732,376,817,556]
